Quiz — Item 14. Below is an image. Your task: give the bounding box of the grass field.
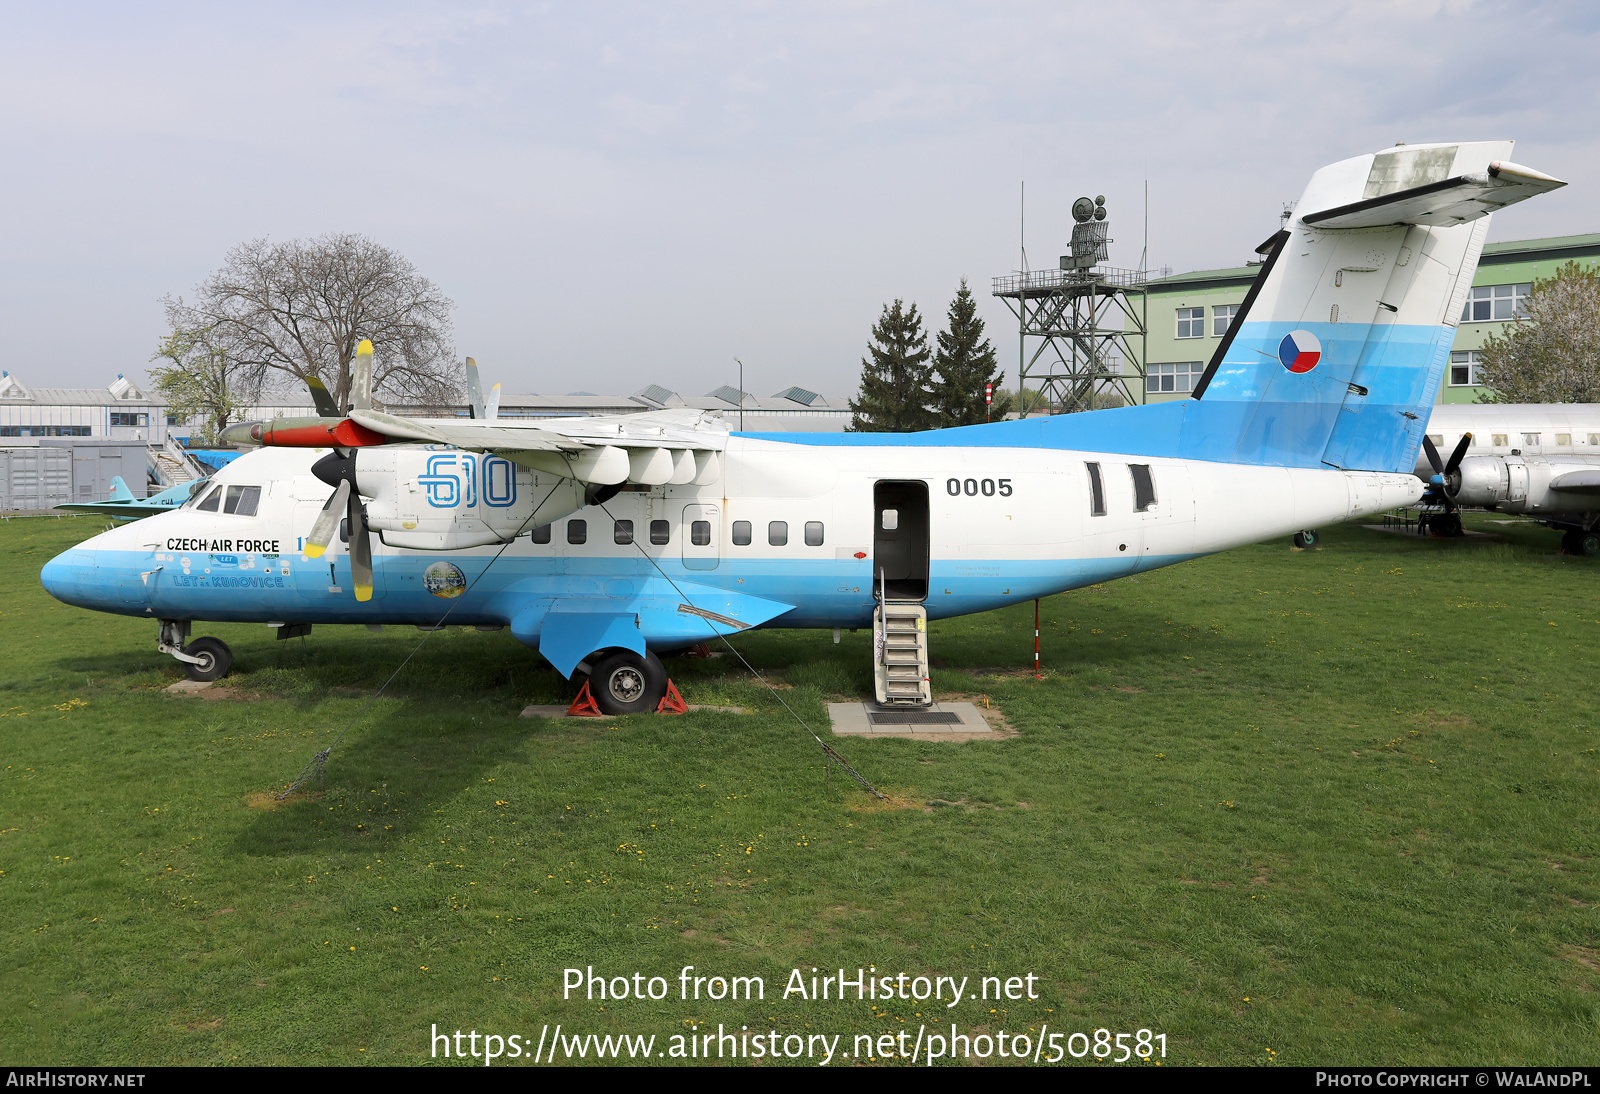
[1,512,1596,1067]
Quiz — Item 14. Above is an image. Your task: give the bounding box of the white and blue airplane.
[40,142,1564,713]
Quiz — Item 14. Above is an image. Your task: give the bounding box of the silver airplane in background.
[1413,403,1600,553]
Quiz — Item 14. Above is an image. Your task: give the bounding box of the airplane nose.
[39,548,95,608]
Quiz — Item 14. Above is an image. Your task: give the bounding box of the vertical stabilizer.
[1185,142,1563,473]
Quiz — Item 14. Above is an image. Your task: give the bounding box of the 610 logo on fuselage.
[946,478,1013,497]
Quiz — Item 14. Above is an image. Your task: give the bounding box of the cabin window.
[1130,465,1157,512]
[531,524,551,544]
[881,509,898,531]
[1427,434,1444,446]
[1492,434,1508,447]
[223,485,260,516]
[768,521,788,546]
[805,521,824,546]
[1590,434,1600,447]
[1556,433,1572,446]
[1085,462,1106,516]
[650,519,670,545]
[567,519,586,544]
[731,520,751,546]
[196,485,223,512]
[613,520,633,545]
[1522,433,1541,447]
[691,520,711,546]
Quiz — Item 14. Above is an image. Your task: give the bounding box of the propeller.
[1421,432,1473,511]
[305,450,374,601]
[465,357,502,421]
[349,339,374,412]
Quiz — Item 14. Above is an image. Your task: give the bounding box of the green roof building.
[1131,232,1600,405]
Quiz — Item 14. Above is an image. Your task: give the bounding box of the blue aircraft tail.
[108,476,135,502]
[1181,141,1563,472]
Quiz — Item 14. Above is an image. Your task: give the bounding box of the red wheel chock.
[656,679,688,715]
[567,680,605,717]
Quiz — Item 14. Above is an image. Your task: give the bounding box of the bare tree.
[163,234,460,410]
[1475,260,1600,403]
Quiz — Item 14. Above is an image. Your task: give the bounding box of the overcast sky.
[3,1,1597,400]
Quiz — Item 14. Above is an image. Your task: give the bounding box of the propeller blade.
[305,375,341,418]
[466,357,485,419]
[304,480,350,559]
[1445,432,1473,475]
[1421,435,1445,476]
[350,339,374,412]
[486,382,501,422]
[347,490,373,602]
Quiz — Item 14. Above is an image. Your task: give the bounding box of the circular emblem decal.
[1278,330,1322,373]
[423,561,467,599]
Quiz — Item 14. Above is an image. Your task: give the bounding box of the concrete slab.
[165,679,215,694]
[827,701,1001,740]
[520,703,748,720]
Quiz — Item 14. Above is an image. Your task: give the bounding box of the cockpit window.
[223,485,261,516]
[195,485,223,512]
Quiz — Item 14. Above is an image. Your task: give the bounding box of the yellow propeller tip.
[358,339,373,354]
[303,545,327,559]
[354,586,374,602]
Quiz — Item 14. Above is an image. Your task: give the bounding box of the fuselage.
[41,433,1421,648]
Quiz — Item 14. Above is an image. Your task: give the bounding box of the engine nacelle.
[1453,455,1512,505]
[354,447,587,550]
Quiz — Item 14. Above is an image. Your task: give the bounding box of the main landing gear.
[157,620,234,682]
[1291,529,1321,549]
[1561,529,1600,557]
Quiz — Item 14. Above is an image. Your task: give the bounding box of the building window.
[804,521,824,546]
[0,425,91,437]
[1086,462,1106,516]
[1449,350,1480,386]
[109,412,149,427]
[1148,361,1203,394]
[768,520,788,546]
[531,524,551,544]
[1460,283,1531,322]
[613,519,633,545]
[650,519,670,545]
[731,520,751,546]
[567,519,586,544]
[1212,304,1239,336]
[1176,307,1205,338]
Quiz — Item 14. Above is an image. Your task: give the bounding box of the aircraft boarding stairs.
[147,439,209,490]
[873,586,932,707]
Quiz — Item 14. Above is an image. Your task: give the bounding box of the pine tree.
[931,278,1009,426]
[847,299,936,432]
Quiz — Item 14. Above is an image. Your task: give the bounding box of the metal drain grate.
[868,711,963,726]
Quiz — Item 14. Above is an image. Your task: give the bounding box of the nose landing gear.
[157,620,234,682]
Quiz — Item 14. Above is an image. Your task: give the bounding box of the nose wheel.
[157,620,235,681]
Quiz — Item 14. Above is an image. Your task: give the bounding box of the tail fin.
[1187,141,1563,472]
[108,476,135,502]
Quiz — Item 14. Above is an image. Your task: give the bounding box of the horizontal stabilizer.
[1550,468,1600,495]
[1303,161,1565,229]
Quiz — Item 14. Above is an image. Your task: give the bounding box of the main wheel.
[1578,531,1600,558]
[1292,529,1320,549]
[1435,512,1463,537]
[587,650,667,715]
[182,637,233,682]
